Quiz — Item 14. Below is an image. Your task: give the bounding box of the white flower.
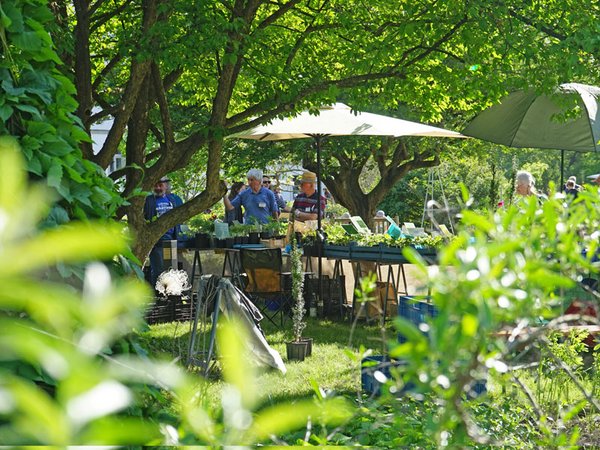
[155,269,191,296]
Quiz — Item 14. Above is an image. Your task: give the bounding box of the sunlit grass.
[137,317,393,409]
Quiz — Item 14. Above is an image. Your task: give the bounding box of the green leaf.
[217,319,256,409]
[0,104,13,121]
[249,398,351,442]
[461,314,478,337]
[0,137,25,197]
[46,163,62,189]
[0,222,128,276]
[79,417,162,445]
[26,120,55,137]
[2,2,23,32]
[4,375,69,443]
[27,155,43,176]
[15,104,41,117]
[0,5,12,28]
[12,31,43,52]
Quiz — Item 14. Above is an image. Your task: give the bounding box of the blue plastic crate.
[361,355,407,396]
[397,296,438,344]
[465,378,488,398]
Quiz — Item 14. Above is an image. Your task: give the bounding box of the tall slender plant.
[290,233,306,342]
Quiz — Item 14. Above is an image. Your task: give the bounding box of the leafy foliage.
[0,139,352,445]
[0,0,123,224]
[386,188,600,446]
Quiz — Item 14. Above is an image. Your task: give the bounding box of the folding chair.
[240,248,291,327]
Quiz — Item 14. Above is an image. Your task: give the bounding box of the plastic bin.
[396,297,487,397]
[361,355,407,396]
[397,295,437,343]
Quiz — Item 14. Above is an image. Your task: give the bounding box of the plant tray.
[323,244,351,259]
[350,245,381,261]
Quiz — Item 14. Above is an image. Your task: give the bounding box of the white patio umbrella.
[232,102,464,141]
[229,103,465,308]
[230,102,464,232]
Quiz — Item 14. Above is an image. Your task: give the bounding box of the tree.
[301,135,452,226]
[49,0,600,261]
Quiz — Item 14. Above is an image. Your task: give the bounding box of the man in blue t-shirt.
[223,168,279,224]
[143,176,183,288]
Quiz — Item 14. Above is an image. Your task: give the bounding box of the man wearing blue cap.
[144,176,183,289]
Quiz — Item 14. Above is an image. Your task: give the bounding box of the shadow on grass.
[136,315,396,406]
[138,316,394,360]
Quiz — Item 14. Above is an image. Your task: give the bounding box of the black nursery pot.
[286,341,309,361]
[225,237,235,248]
[195,233,210,249]
[248,232,260,244]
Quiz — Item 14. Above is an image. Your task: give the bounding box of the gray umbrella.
[463,83,600,185]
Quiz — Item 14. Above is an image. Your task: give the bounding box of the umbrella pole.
[313,135,324,316]
[560,149,564,188]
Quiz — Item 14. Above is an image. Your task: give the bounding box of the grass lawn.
[135,313,600,446]
[137,316,393,409]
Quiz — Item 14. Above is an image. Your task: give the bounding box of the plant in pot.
[301,229,318,256]
[286,234,311,361]
[412,234,445,259]
[265,217,287,238]
[229,223,247,245]
[190,213,215,248]
[247,219,261,244]
[322,222,353,258]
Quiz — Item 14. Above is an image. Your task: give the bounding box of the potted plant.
[229,223,247,245]
[247,219,261,244]
[353,233,386,261]
[413,235,444,259]
[264,217,287,238]
[301,229,319,256]
[190,213,215,248]
[286,234,311,361]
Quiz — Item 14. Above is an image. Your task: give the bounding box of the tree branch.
[90,0,134,33]
[226,70,402,130]
[92,0,157,169]
[91,53,123,91]
[254,0,303,31]
[150,62,175,151]
[394,15,468,70]
[507,8,567,41]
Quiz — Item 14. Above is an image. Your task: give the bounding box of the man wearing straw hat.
[292,170,327,222]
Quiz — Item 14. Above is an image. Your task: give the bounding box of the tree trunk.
[305,138,441,229]
[73,0,93,160]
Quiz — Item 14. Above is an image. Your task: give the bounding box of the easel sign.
[350,216,372,235]
[403,222,428,237]
[438,224,453,238]
[385,216,401,239]
[341,223,360,235]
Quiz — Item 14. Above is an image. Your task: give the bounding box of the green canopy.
[463,83,600,152]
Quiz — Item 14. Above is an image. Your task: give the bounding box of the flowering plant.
[155,269,191,297]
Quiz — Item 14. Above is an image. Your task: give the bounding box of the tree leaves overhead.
[48,0,600,259]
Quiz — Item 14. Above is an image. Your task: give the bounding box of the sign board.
[350,216,372,234]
